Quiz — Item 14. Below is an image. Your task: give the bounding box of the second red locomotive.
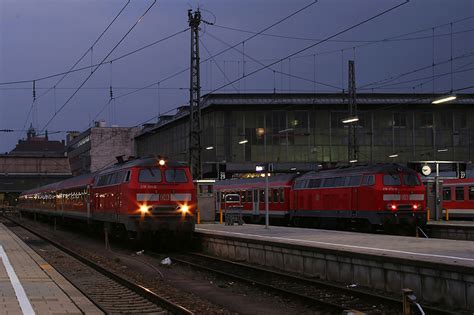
[215,164,426,230]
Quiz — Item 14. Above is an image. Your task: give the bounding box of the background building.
[0,126,71,206]
[67,122,139,176]
[135,93,474,178]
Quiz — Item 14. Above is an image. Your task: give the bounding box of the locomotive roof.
[215,174,297,189]
[20,157,188,196]
[297,163,418,180]
[97,157,188,175]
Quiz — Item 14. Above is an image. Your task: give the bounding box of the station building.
[134,93,474,178]
[0,125,71,205]
[66,121,139,176]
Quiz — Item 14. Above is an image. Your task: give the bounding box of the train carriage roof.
[297,163,418,180]
[215,174,297,190]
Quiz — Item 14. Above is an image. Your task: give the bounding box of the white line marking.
[0,245,36,315]
[197,228,474,263]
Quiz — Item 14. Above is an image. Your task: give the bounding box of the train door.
[252,189,259,215]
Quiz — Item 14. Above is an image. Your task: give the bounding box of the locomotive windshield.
[165,169,188,183]
[383,174,401,186]
[139,168,162,183]
[403,174,421,186]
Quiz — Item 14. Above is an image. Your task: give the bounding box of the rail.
[4,214,193,315]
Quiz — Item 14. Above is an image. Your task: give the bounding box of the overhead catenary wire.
[0,28,189,86]
[204,1,410,97]
[41,0,157,132]
[205,31,342,90]
[112,0,319,100]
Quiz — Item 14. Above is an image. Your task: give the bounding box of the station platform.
[427,220,474,241]
[0,223,102,315]
[197,223,474,267]
[195,223,474,310]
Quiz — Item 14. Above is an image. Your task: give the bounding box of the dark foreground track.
[4,216,193,315]
[165,252,451,315]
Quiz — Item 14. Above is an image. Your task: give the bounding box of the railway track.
[165,252,451,315]
[3,216,193,315]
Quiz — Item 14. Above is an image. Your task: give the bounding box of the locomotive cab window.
[139,168,162,183]
[124,171,131,183]
[443,187,452,201]
[403,174,420,186]
[165,169,188,183]
[383,174,401,186]
[455,187,464,201]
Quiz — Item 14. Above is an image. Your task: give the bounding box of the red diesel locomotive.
[17,157,196,237]
[215,164,426,229]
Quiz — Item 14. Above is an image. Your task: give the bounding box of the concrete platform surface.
[196,223,474,268]
[428,220,474,227]
[0,223,103,315]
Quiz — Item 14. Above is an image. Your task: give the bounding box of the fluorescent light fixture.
[342,116,359,124]
[388,154,398,158]
[238,139,248,144]
[437,148,448,152]
[278,128,294,134]
[205,146,214,150]
[290,167,297,171]
[349,159,358,163]
[432,95,457,104]
[255,165,264,172]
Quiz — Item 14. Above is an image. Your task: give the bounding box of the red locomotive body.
[17,157,196,236]
[214,164,426,229]
[292,164,426,227]
[441,178,474,219]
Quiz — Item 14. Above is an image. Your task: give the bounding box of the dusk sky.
[1,0,473,152]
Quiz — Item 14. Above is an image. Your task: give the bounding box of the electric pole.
[188,9,202,179]
[348,60,358,162]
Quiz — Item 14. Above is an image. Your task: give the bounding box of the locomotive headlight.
[179,204,190,214]
[139,204,151,214]
[158,159,166,166]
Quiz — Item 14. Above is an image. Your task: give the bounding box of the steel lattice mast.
[348,60,358,162]
[188,9,202,179]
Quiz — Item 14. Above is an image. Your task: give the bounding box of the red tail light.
[387,204,397,211]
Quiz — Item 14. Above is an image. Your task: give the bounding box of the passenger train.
[215,164,427,230]
[17,157,196,238]
[441,178,474,219]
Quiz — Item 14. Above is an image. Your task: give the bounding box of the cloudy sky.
[1,0,473,152]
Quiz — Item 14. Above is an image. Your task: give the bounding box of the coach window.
[240,191,246,203]
[455,187,464,201]
[272,189,279,203]
[470,187,474,200]
[246,190,252,202]
[279,188,285,203]
[139,168,162,182]
[361,175,375,186]
[383,174,401,186]
[259,190,265,202]
[443,187,452,201]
